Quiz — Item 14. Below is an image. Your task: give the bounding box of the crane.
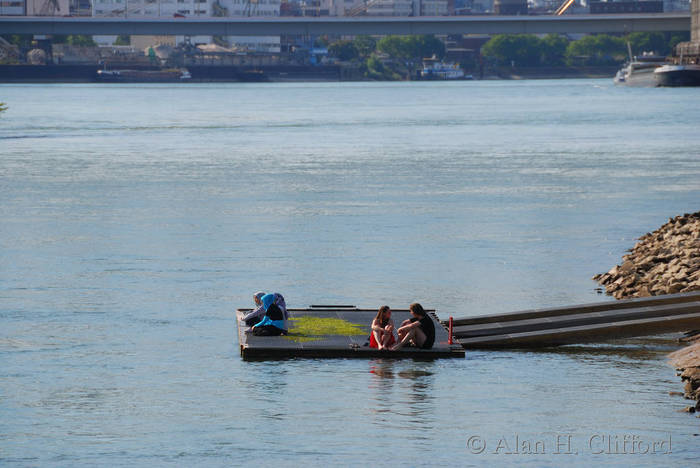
[553,0,576,15]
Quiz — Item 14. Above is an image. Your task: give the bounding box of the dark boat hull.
[95,69,189,83]
[654,65,700,87]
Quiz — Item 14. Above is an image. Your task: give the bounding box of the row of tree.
[328,35,444,62]
[5,34,132,48]
[324,32,689,77]
[481,32,689,67]
[326,34,446,79]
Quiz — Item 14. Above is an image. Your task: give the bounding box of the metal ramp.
[451,291,700,348]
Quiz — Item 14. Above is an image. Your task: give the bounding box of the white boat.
[420,57,471,80]
[613,53,667,87]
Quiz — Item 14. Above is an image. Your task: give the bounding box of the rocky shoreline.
[593,212,700,300]
[593,211,700,415]
[669,332,700,414]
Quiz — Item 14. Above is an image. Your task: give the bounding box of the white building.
[92,0,210,18]
[339,0,364,15]
[0,0,25,15]
[420,0,447,14]
[92,0,281,51]
[217,0,281,51]
[218,0,280,17]
[349,0,448,16]
[664,0,690,12]
[0,0,71,15]
[366,0,412,15]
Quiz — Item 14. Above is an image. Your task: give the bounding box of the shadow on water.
[468,336,685,372]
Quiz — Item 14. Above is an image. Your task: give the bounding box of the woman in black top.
[391,303,435,350]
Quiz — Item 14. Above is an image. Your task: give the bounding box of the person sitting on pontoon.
[242,291,266,327]
[391,302,435,351]
[251,293,288,336]
[273,292,288,320]
[369,305,396,350]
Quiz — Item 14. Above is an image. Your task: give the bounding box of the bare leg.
[373,329,384,349]
[397,320,411,342]
[385,325,395,348]
[392,327,416,350]
[412,327,427,348]
[381,330,392,348]
[392,327,427,351]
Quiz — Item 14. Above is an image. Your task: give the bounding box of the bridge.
[0,13,690,36]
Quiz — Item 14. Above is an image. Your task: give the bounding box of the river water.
[1,80,699,466]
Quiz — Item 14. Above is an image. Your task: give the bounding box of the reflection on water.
[369,360,396,380]
[369,360,397,419]
[368,360,436,438]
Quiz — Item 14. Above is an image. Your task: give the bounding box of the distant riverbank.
[0,64,344,83]
[0,63,619,83]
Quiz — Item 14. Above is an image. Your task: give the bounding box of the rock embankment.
[669,333,700,412]
[593,211,700,412]
[593,212,700,299]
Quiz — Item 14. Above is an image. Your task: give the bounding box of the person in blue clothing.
[251,293,288,336]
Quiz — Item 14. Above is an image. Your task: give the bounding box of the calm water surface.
[1,80,700,466]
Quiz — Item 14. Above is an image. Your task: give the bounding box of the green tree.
[353,35,377,59]
[626,32,667,56]
[0,102,7,114]
[114,35,131,46]
[365,54,403,80]
[377,35,445,61]
[66,35,96,47]
[377,36,410,59]
[328,40,358,61]
[540,34,569,66]
[366,55,387,79]
[481,34,542,66]
[565,34,626,66]
[414,35,445,60]
[53,35,97,47]
[7,34,33,47]
[313,36,329,48]
[668,32,690,53]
